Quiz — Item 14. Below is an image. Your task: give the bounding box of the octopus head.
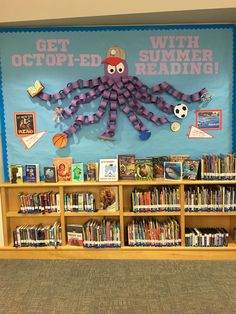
[102,46,128,82]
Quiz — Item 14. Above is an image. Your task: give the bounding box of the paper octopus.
[29,46,210,148]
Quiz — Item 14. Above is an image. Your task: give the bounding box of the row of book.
[16,187,119,214]
[64,188,118,212]
[185,185,236,212]
[131,187,180,213]
[201,154,236,180]
[11,222,235,248]
[13,222,62,247]
[82,219,121,248]
[9,154,236,184]
[64,192,96,212]
[185,227,229,247]
[18,192,60,214]
[16,184,236,215]
[9,155,196,184]
[127,218,181,246]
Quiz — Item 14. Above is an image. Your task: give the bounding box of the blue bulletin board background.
[0,24,235,181]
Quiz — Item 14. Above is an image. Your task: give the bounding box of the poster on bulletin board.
[0,24,235,181]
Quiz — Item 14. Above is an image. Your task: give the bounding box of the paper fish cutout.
[187,125,213,138]
[27,80,44,97]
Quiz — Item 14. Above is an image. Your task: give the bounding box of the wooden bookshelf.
[1,180,236,260]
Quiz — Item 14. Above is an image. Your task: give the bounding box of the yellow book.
[27,80,44,97]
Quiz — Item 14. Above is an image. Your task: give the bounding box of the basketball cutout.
[53,133,68,148]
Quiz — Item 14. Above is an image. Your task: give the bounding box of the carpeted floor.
[0,260,236,314]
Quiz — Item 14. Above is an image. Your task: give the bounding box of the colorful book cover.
[99,159,118,182]
[183,160,200,180]
[25,164,40,183]
[164,162,182,180]
[99,187,118,211]
[9,165,23,184]
[44,166,58,183]
[86,162,98,181]
[53,157,73,182]
[152,156,169,179]
[135,158,153,180]
[72,163,84,182]
[118,154,135,180]
[67,224,83,246]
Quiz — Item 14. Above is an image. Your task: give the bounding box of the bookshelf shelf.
[64,211,120,217]
[1,180,236,260]
[123,212,181,216]
[6,212,61,218]
[184,212,236,216]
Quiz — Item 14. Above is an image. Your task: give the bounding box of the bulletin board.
[0,24,235,181]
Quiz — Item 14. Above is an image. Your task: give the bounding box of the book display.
[25,164,40,183]
[99,159,118,182]
[1,174,236,259]
[118,155,135,180]
[53,157,73,182]
[67,224,83,246]
[44,166,58,183]
[9,165,23,184]
[0,24,235,261]
[86,163,98,182]
[71,163,84,182]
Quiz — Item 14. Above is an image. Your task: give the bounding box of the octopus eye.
[107,65,116,74]
[116,63,124,74]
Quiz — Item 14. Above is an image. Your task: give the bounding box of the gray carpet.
[0,260,236,314]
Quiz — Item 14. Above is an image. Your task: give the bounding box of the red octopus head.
[102,46,128,81]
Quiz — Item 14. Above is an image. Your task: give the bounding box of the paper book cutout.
[187,125,213,139]
[20,131,46,149]
[27,80,44,97]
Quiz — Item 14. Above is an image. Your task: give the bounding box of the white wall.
[0,135,4,246]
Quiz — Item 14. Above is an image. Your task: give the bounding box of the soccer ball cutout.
[174,103,188,119]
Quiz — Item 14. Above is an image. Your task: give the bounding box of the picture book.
[67,224,83,246]
[164,162,182,180]
[86,162,98,181]
[53,157,73,182]
[25,164,40,183]
[99,159,118,182]
[9,165,23,184]
[44,166,58,183]
[72,163,84,182]
[99,187,118,211]
[118,154,135,180]
[183,160,200,180]
[152,156,169,179]
[135,158,153,180]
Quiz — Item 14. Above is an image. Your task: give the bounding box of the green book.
[71,163,84,182]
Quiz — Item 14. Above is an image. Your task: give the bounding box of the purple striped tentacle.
[100,101,118,138]
[152,81,209,103]
[153,97,174,114]
[130,99,169,125]
[38,77,104,103]
[126,110,148,132]
[60,88,101,118]
[132,88,152,104]
[38,92,51,101]
[94,100,109,120]
[102,89,118,102]
[152,82,170,94]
